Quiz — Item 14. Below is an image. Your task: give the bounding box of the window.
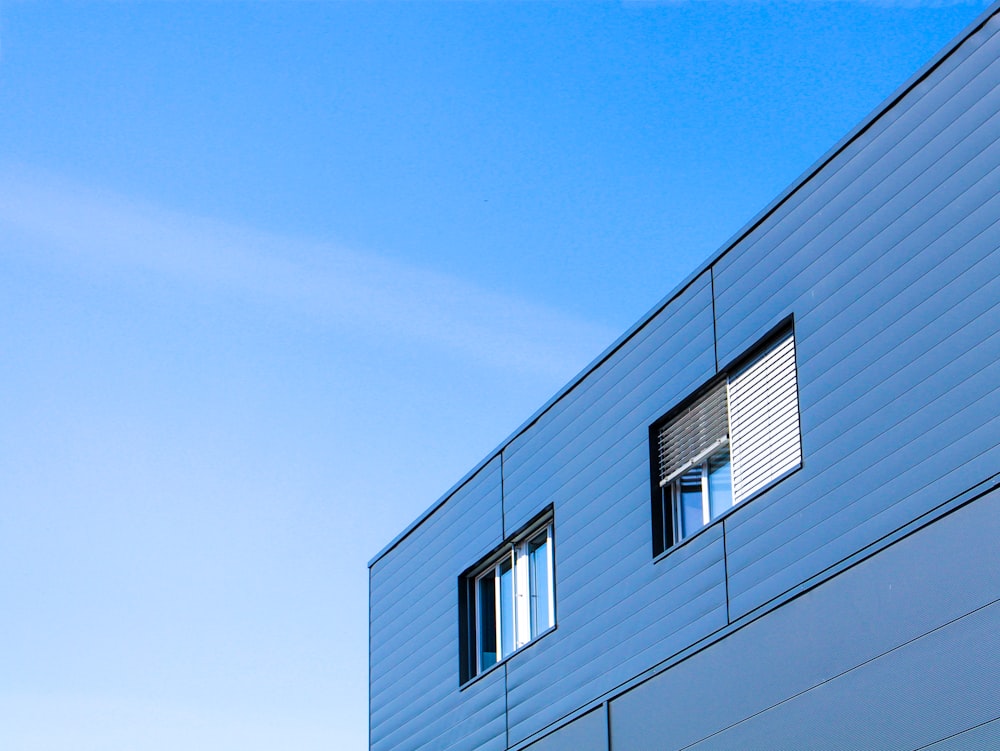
[652,328,802,555]
[459,514,555,683]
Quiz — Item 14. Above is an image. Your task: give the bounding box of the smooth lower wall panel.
[710,8,1000,621]
[609,486,1000,751]
[369,456,505,751]
[507,529,726,746]
[682,601,1000,751]
[522,708,607,751]
[498,273,731,746]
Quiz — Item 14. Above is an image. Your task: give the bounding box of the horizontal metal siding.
[919,719,1000,751]
[727,289,999,606]
[501,272,716,533]
[369,456,505,751]
[499,274,728,746]
[714,16,1000,364]
[609,486,1000,751]
[712,13,1000,620]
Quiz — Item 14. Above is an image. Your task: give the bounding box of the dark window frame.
[458,507,556,686]
[649,317,801,558]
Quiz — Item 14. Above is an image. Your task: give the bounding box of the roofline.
[368,0,1000,569]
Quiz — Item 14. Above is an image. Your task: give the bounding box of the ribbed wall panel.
[714,12,1000,620]
[715,17,1000,364]
[729,385,1000,619]
[369,9,1000,750]
[920,719,1000,751]
[724,225,1000,606]
[501,273,715,533]
[610,486,1000,751]
[498,275,727,746]
[369,456,505,751]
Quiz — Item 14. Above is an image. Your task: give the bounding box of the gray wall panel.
[369,456,505,751]
[724,257,1000,618]
[506,530,726,745]
[381,667,508,751]
[683,602,1000,751]
[919,718,1000,751]
[502,273,715,533]
[498,275,728,745]
[727,296,1000,570]
[714,17,1000,364]
[370,10,1000,750]
[610,487,1000,751]
[713,12,1000,620]
[721,236,1000,550]
[522,708,607,751]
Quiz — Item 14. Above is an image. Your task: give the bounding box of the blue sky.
[0,1,991,748]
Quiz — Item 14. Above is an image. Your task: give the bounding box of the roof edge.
[368,0,1000,569]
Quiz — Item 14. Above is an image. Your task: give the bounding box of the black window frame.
[649,318,802,558]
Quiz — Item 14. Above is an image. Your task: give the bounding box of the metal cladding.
[369,6,1000,750]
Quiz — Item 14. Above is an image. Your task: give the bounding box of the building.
[368,5,1000,750]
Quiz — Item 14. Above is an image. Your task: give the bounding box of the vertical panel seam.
[501,450,507,539]
[711,266,720,373]
[369,567,373,751]
[722,518,732,625]
[504,662,510,749]
[605,700,613,751]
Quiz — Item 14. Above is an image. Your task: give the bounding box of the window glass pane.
[499,557,514,658]
[678,467,705,538]
[708,449,733,520]
[477,574,496,670]
[527,530,551,636]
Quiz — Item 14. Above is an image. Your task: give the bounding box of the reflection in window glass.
[477,574,496,670]
[464,520,556,682]
[669,448,735,546]
[527,531,552,636]
[499,557,514,659]
[679,468,705,538]
[708,449,733,519]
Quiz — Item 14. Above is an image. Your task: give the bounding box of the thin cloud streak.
[0,167,617,380]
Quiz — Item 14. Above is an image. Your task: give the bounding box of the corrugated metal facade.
[369,6,1000,750]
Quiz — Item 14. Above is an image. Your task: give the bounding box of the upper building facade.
[369,5,1000,750]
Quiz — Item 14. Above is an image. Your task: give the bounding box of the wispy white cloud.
[0,167,616,380]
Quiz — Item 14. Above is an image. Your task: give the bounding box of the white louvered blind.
[657,379,729,487]
[728,331,802,503]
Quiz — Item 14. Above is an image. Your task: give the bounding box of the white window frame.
[665,438,731,541]
[470,518,555,678]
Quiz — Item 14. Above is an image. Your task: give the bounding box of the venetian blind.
[728,331,802,503]
[657,379,729,487]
